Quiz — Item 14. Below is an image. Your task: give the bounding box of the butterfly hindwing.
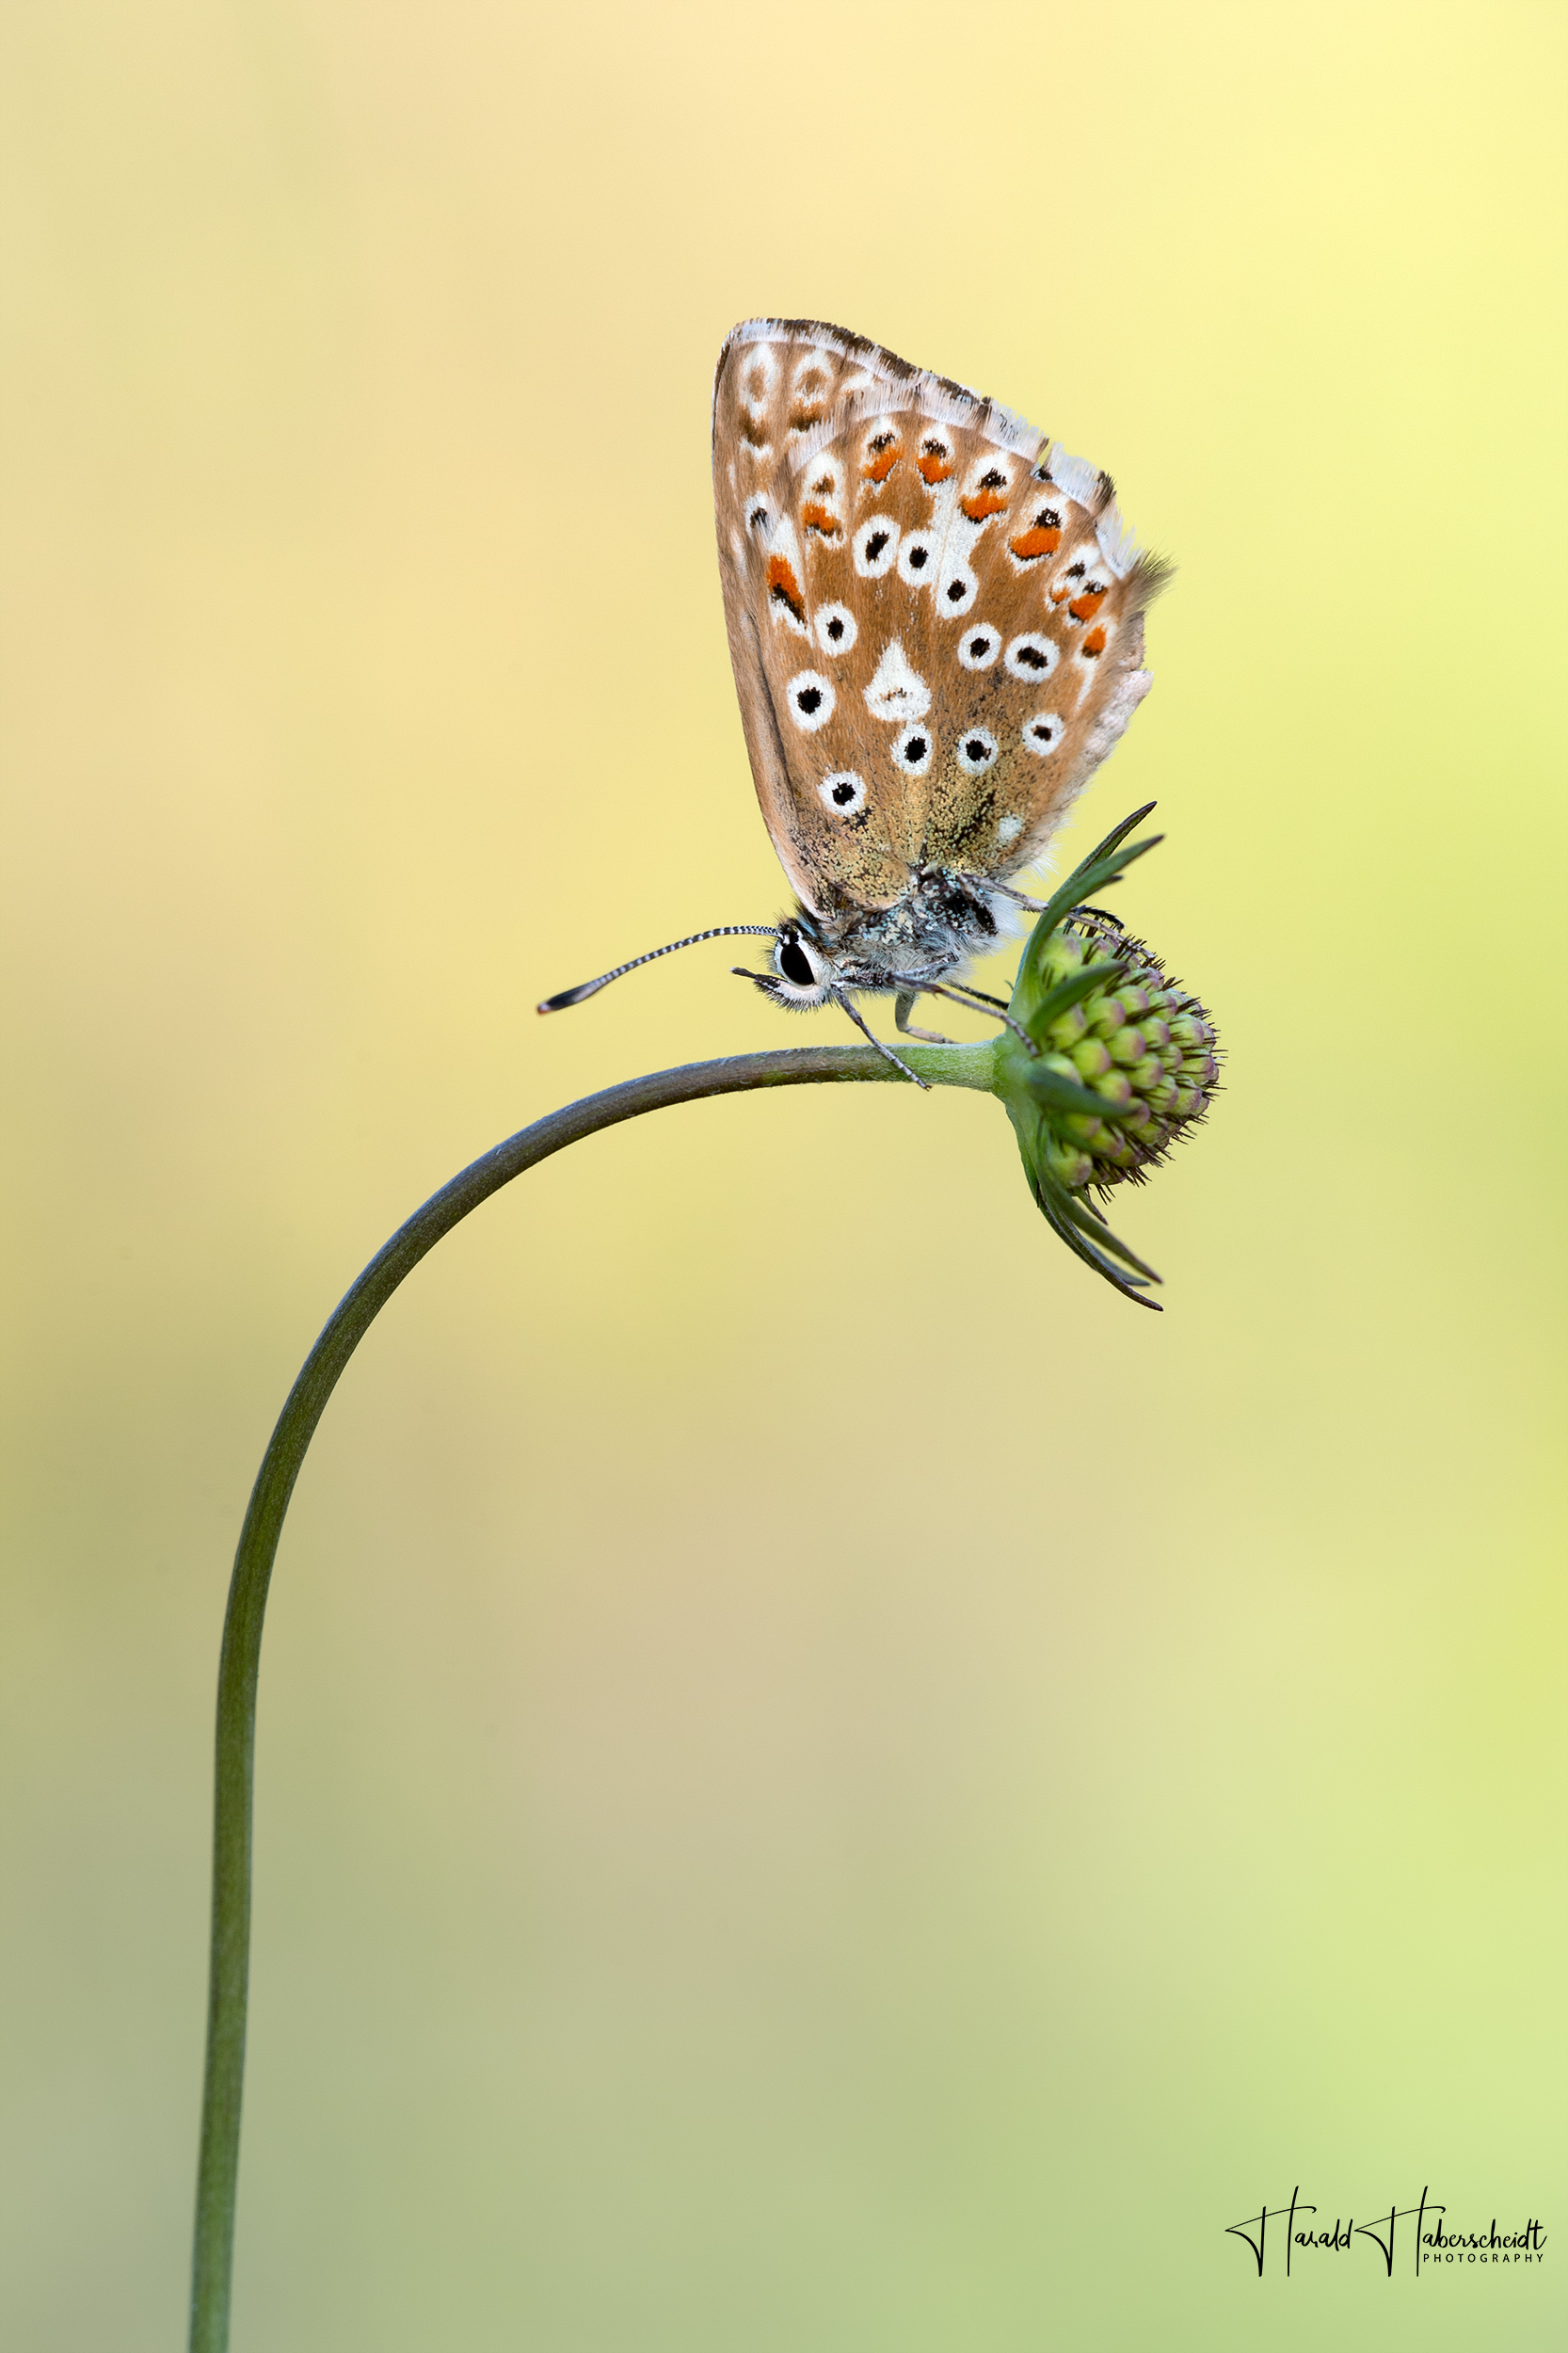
[712,320,1167,914]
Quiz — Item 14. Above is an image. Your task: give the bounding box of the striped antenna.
[537,925,776,1014]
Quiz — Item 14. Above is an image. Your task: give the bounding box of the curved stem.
[189,1037,996,2353]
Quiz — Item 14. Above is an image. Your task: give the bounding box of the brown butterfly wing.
[911,433,1170,879]
[712,321,910,911]
[712,320,1168,914]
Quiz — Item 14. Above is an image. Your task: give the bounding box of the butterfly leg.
[975,876,1048,913]
[831,991,930,1089]
[893,989,954,1046]
[921,982,1040,1056]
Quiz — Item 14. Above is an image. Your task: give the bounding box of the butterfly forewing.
[713,319,1167,913]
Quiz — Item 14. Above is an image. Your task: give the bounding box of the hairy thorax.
[796,867,1015,994]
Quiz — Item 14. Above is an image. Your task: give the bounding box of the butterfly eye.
[815,602,858,654]
[1021,711,1064,757]
[955,729,999,776]
[787,671,836,731]
[1005,632,1059,679]
[893,727,934,776]
[776,936,818,988]
[897,533,936,584]
[854,518,900,577]
[957,626,1000,671]
[819,769,867,815]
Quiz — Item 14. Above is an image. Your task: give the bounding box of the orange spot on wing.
[1080,625,1108,658]
[1068,588,1107,621]
[800,502,841,538]
[918,453,954,485]
[1009,524,1062,560]
[961,489,1009,520]
[862,449,899,483]
[766,555,806,623]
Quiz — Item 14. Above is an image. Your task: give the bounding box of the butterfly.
[541,318,1170,1083]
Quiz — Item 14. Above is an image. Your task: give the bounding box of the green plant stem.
[189,1037,996,2353]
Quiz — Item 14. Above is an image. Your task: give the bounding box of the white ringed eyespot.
[955,728,999,776]
[787,671,836,731]
[1005,632,1059,679]
[938,566,979,616]
[819,769,866,815]
[897,532,936,584]
[853,517,900,577]
[1022,711,1064,757]
[957,624,1000,671]
[893,726,934,776]
[815,602,857,654]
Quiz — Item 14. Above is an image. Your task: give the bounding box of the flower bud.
[988,806,1222,1305]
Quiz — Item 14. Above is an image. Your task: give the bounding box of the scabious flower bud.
[1023,921,1219,1181]
[989,806,1222,1307]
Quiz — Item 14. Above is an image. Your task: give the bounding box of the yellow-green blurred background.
[3,1,1563,2345]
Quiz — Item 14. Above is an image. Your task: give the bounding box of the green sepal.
[1034,1175,1163,1310]
[1023,800,1157,936]
[1030,832,1160,945]
[1007,808,1162,1025]
[1052,1186,1161,1282]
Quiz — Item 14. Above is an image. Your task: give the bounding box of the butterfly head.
[732,872,1018,1011]
[735,913,839,1010]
